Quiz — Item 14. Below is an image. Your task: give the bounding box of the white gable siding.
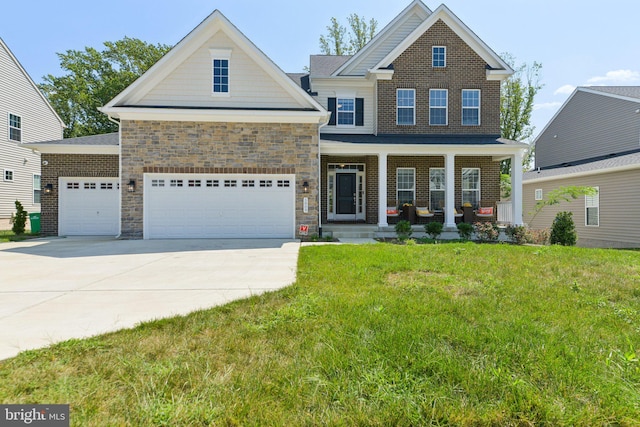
[137,32,301,109]
[0,42,64,220]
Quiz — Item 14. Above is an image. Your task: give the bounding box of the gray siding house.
[523,86,640,248]
[0,38,65,228]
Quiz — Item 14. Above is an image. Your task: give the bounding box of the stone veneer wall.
[378,19,501,135]
[40,154,119,236]
[120,120,319,239]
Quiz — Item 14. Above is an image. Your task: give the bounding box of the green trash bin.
[29,212,41,234]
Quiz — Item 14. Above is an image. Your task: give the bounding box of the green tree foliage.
[529,186,597,223]
[500,53,543,175]
[40,37,172,138]
[550,211,577,246]
[11,200,27,235]
[320,14,378,55]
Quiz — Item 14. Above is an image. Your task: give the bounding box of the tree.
[528,186,597,224]
[319,14,378,55]
[40,37,172,138]
[500,53,543,175]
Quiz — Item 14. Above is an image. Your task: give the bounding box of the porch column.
[378,152,388,228]
[511,151,524,225]
[444,153,456,230]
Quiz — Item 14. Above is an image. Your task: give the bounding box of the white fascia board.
[21,144,119,155]
[366,69,395,81]
[321,141,527,156]
[523,163,640,184]
[101,107,329,124]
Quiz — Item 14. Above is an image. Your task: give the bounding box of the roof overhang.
[524,162,640,184]
[21,143,119,155]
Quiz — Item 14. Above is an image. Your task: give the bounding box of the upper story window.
[462,89,480,126]
[429,89,448,126]
[210,49,232,96]
[337,98,355,126]
[397,89,415,126]
[432,46,446,68]
[9,113,21,142]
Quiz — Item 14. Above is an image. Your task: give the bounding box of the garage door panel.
[145,174,295,239]
[59,178,119,236]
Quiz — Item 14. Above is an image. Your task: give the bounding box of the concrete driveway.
[0,237,300,360]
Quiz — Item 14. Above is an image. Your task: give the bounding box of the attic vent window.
[209,49,232,96]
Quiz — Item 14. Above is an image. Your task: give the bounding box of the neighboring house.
[25,1,527,239]
[0,38,64,229]
[523,86,640,248]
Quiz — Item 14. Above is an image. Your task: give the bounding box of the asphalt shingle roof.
[24,132,119,146]
[321,133,519,146]
[583,86,640,100]
[524,149,640,181]
[309,55,352,77]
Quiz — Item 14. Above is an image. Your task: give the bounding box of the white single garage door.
[144,173,295,239]
[59,177,119,236]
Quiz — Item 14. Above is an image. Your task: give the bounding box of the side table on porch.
[402,205,416,224]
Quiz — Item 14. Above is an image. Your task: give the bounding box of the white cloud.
[587,69,640,85]
[534,102,563,111]
[554,85,576,95]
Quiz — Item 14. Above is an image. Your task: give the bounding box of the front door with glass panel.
[327,164,366,221]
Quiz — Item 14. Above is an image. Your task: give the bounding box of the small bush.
[550,211,577,246]
[394,220,412,241]
[11,200,28,235]
[505,225,531,245]
[425,221,443,240]
[529,228,550,245]
[474,221,499,242]
[457,223,473,241]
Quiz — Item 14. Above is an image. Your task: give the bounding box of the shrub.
[474,221,500,242]
[457,222,473,241]
[505,225,532,245]
[550,211,577,246]
[425,221,443,240]
[394,220,412,241]
[11,200,28,235]
[529,228,550,245]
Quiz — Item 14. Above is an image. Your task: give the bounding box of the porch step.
[323,224,462,240]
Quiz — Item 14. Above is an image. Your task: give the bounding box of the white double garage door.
[59,174,296,238]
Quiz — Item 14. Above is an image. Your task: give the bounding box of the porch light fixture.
[302,180,309,193]
[127,180,136,193]
[44,184,53,194]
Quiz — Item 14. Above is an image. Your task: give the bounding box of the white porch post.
[511,151,524,225]
[444,153,456,229]
[378,152,388,228]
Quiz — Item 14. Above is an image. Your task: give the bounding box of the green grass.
[0,230,40,242]
[1,243,639,425]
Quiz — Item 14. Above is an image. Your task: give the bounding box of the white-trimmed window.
[462,168,480,208]
[534,189,543,201]
[462,89,480,126]
[429,168,445,212]
[432,46,446,68]
[337,98,355,126]
[397,89,415,126]
[585,186,599,227]
[429,89,448,125]
[210,49,232,95]
[33,174,41,204]
[9,113,21,142]
[396,168,415,205]
[4,169,14,182]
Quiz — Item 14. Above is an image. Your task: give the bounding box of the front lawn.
[1,244,639,425]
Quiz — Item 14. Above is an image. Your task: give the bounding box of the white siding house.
[0,38,64,227]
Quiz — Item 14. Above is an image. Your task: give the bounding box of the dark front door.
[336,173,356,215]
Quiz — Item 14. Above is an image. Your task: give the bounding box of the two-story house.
[523,86,640,248]
[0,38,64,229]
[26,1,527,239]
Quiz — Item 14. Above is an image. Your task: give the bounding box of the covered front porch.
[319,135,527,236]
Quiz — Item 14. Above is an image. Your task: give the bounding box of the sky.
[3,0,640,140]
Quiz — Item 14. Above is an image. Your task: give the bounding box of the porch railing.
[497,201,512,224]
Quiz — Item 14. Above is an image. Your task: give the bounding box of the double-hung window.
[462,89,480,125]
[585,186,599,226]
[462,168,480,208]
[429,168,445,212]
[429,89,448,125]
[397,89,415,126]
[396,168,415,205]
[33,174,41,204]
[432,46,446,68]
[337,98,355,126]
[9,113,21,142]
[210,49,232,95]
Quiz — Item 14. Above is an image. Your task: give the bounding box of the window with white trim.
[429,168,445,212]
[337,98,355,126]
[585,186,599,226]
[432,46,446,68]
[462,89,480,126]
[397,89,415,125]
[9,113,21,142]
[462,168,480,208]
[33,174,41,204]
[210,49,231,95]
[396,168,415,205]
[429,89,448,125]
[4,169,13,182]
[534,189,543,201]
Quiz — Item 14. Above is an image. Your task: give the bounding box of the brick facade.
[378,19,501,135]
[120,120,319,238]
[40,154,119,236]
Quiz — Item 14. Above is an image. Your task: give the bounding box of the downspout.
[107,115,122,238]
[318,112,331,237]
